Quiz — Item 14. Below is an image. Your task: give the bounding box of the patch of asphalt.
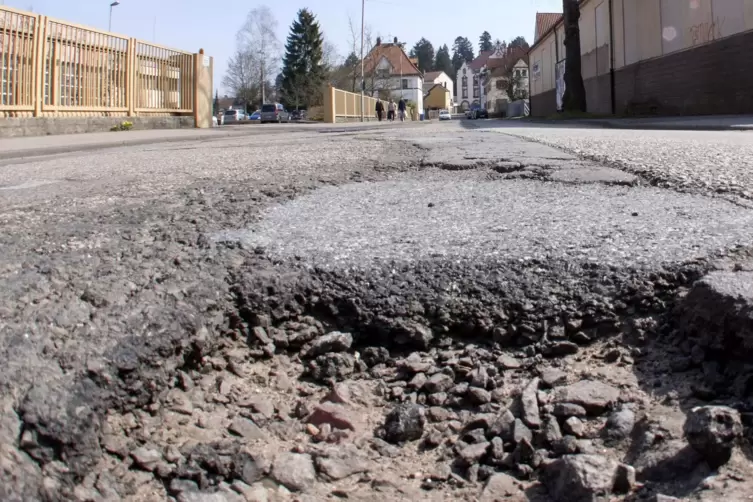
[220,174,753,269]
[487,126,753,206]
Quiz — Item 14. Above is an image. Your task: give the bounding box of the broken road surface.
[1,121,752,502]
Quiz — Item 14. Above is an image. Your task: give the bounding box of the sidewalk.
[0,128,258,160]
[0,120,426,160]
[522,114,753,131]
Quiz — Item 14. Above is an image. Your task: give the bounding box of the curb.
[513,118,753,132]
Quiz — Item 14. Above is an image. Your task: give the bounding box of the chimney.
[376,37,381,45]
[393,36,398,44]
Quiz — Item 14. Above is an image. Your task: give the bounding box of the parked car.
[249,111,261,121]
[260,103,290,123]
[474,108,489,119]
[464,109,473,119]
[438,109,451,120]
[223,109,246,123]
[290,109,307,121]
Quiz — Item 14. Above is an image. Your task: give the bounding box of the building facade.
[454,44,509,111]
[424,84,452,110]
[422,71,454,106]
[529,0,753,117]
[484,53,529,114]
[361,38,424,115]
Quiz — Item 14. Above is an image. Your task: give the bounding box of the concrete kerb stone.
[515,118,753,132]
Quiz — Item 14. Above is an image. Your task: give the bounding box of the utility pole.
[360,0,365,122]
[260,48,266,105]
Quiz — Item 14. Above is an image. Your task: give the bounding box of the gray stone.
[542,454,618,502]
[315,445,372,480]
[604,408,635,440]
[488,409,515,441]
[683,405,743,468]
[301,331,353,358]
[541,368,568,387]
[228,418,267,440]
[552,381,620,415]
[271,453,316,492]
[520,378,541,429]
[612,463,636,494]
[424,373,454,393]
[542,415,563,445]
[469,387,492,404]
[512,419,533,444]
[130,446,162,472]
[458,441,490,465]
[553,403,588,418]
[382,404,425,443]
[563,417,586,437]
[497,354,522,370]
[480,473,526,501]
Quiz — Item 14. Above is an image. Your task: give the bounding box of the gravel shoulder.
[1,123,753,502]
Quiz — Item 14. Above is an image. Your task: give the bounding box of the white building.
[454,44,509,111]
[484,48,530,114]
[361,37,424,116]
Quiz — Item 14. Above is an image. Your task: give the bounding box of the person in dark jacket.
[375,99,384,121]
[398,98,406,121]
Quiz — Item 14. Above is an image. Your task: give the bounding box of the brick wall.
[614,30,753,116]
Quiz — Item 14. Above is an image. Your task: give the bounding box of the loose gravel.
[493,126,753,203]
[227,177,753,269]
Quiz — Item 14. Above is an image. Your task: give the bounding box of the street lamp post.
[108,1,119,32]
[359,0,365,122]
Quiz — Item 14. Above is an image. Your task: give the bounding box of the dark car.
[473,108,489,119]
[290,109,307,121]
[260,103,290,124]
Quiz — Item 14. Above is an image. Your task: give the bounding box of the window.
[473,88,479,98]
[377,69,389,79]
[462,68,466,75]
[522,69,528,77]
[496,80,504,90]
[473,76,478,87]
[461,76,467,88]
[401,79,408,89]
[515,69,521,78]
[462,88,468,99]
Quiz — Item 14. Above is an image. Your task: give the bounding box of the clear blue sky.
[3,0,563,94]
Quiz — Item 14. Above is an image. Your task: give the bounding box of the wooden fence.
[323,85,378,123]
[0,5,199,118]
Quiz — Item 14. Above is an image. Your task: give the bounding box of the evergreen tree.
[409,38,435,73]
[479,31,493,52]
[509,36,530,50]
[433,44,453,77]
[451,36,474,82]
[280,9,325,109]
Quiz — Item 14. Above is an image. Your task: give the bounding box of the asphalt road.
[2,120,753,500]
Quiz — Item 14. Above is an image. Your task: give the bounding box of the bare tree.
[346,16,377,95]
[222,49,260,103]
[562,0,586,112]
[234,6,281,104]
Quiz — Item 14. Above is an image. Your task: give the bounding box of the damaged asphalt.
[1,121,753,501]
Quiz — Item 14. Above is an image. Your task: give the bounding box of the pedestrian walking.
[375,99,384,121]
[398,98,406,122]
[387,99,396,121]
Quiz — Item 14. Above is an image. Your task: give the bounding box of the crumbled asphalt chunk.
[381,404,426,444]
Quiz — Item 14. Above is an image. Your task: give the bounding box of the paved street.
[2,122,753,501]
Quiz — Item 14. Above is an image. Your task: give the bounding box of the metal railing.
[0,5,197,117]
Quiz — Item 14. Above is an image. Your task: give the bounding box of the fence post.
[126,38,136,116]
[324,85,335,123]
[192,48,213,128]
[32,15,47,117]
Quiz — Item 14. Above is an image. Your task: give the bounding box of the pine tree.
[409,38,435,73]
[434,45,453,77]
[280,9,325,109]
[451,36,475,83]
[509,36,529,50]
[479,31,493,52]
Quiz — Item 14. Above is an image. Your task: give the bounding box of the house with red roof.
[361,37,424,115]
